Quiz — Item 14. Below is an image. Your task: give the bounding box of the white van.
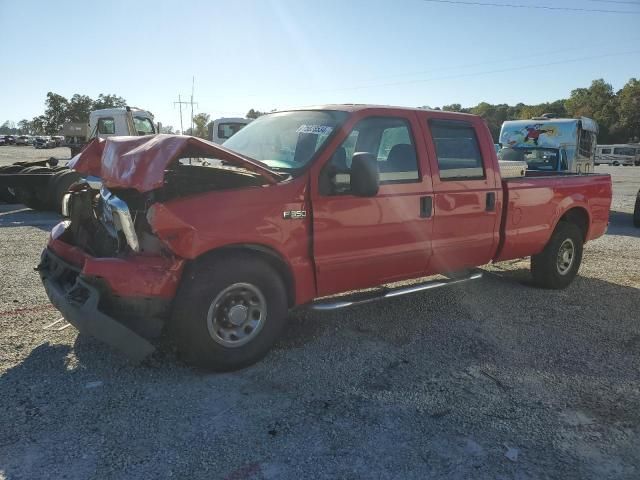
[595,145,640,166]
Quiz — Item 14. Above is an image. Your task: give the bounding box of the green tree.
[616,78,640,142]
[246,108,266,119]
[67,94,94,122]
[17,119,30,134]
[43,92,69,134]
[92,93,127,110]
[192,113,210,139]
[31,116,46,135]
[565,79,619,142]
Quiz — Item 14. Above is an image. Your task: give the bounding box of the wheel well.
[559,207,589,240]
[192,245,296,307]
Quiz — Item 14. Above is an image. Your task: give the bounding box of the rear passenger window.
[321,117,420,195]
[430,120,484,180]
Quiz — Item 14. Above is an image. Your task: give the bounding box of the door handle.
[420,196,433,218]
[486,192,496,211]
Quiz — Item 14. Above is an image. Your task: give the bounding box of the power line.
[262,50,640,97]
[587,0,640,5]
[419,0,640,14]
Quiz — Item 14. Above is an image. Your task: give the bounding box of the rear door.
[418,114,501,273]
[311,111,434,296]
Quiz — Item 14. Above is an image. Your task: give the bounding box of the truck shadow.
[0,204,60,232]
[607,210,639,238]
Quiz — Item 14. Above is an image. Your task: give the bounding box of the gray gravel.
[0,156,639,479]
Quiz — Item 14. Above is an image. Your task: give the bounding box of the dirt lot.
[0,147,639,479]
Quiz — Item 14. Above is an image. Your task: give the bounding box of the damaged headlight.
[99,187,140,253]
[61,192,71,217]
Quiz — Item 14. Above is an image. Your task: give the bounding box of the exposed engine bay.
[60,159,271,258]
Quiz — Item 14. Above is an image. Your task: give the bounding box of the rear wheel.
[169,254,289,371]
[531,222,583,289]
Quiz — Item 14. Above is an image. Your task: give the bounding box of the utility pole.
[174,89,197,135]
[174,94,184,134]
[190,76,195,136]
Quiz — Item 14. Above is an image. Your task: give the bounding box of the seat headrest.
[386,144,416,172]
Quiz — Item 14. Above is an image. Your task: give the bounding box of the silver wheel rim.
[556,238,575,275]
[206,283,267,348]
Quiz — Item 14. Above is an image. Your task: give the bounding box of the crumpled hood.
[70,134,281,192]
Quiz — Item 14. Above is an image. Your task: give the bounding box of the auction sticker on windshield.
[296,125,333,135]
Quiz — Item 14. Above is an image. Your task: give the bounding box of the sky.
[1,0,639,131]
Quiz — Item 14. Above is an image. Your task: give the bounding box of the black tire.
[531,222,583,289]
[0,165,23,203]
[633,191,640,228]
[47,170,81,213]
[13,166,52,210]
[170,254,288,371]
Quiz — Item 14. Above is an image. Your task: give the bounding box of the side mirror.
[350,152,379,197]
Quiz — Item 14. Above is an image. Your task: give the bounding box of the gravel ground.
[0,155,639,479]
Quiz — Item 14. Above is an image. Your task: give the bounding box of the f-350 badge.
[283,210,307,219]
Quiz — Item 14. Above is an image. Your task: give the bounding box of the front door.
[311,113,433,297]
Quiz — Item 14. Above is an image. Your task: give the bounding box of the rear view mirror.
[350,152,379,197]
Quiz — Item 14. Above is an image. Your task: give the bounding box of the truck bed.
[495,172,612,261]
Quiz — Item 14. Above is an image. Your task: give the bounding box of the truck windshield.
[223,110,348,172]
[133,116,155,135]
[500,147,561,171]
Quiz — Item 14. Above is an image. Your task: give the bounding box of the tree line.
[3,78,638,144]
[425,78,640,144]
[1,92,127,136]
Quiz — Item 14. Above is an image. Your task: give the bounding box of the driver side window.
[321,117,419,195]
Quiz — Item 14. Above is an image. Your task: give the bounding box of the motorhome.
[595,145,640,166]
[499,116,598,173]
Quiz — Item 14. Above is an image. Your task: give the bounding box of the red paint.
[71,134,281,192]
[47,106,612,307]
[48,237,184,299]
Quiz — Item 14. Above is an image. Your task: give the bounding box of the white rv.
[595,145,640,166]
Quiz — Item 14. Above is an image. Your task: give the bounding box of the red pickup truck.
[38,105,612,370]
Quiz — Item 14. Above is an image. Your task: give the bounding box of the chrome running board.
[311,271,483,311]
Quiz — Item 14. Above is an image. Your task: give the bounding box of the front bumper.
[38,247,160,362]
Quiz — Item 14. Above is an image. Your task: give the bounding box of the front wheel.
[169,254,288,371]
[531,222,584,289]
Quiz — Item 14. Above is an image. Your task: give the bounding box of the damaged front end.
[39,135,282,361]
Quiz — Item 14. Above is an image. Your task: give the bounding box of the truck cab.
[89,107,156,138]
[209,117,252,144]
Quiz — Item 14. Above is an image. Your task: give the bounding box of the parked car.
[34,136,56,149]
[3,135,16,145]
[16,135,31,146]
[39,105,612,371]
[0,136,6,146]
[51,135,65,147]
